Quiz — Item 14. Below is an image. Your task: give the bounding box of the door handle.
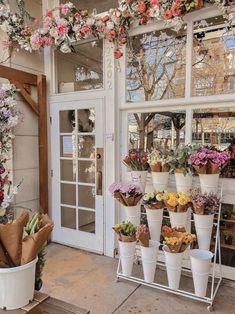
[96,148,103,196]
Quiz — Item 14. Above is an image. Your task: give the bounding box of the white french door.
[51,99,104,253]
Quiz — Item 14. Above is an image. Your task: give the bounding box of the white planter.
[151,172,169,192]
[140,240,160,283]
[163,246,184,290]
[169,210,189,229]
[123,204,141,226]
[194,214,214,251]
[131,171,147,192]
[146,207,163,241]
[175,173,193,193]
[199,173,219,194]
[190,249,213,297]
[0,258,37,310]
[119,240,136,276]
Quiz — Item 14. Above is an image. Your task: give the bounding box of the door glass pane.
[78,210,95,233]
[78,161,95,184]
[60,135,76,158]
[61,183,76,206]
[78,108,95,132]
[60,160,76,181]
[60,110,75,132]
[78,135,95,158]
[78,185,95,209]
[61,206,76,229]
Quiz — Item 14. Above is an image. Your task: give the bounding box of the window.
[228,52,235,69]
[195,76,214,96]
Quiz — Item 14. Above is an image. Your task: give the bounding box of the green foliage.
[113,221,136,236]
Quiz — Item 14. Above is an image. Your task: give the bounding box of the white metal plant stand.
[116,186,223,312]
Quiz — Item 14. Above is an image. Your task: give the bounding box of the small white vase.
[131,171,147,192]
[118,240,136,276]
[145,207,163,242]
[199,173,219,194]
[123,204,141,226]
[140,240,160,283]
[169,210,189,229]
[151,172,169,192]
[175,172,193,193]
[194,214,214,251]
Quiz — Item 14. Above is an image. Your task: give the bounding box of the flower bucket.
[169,210,189,229]
[146,207,163,242]
[175,173,193,193]
[199,173,219,194]
[194,214,214,251]
[163,246,184,290]
[131,171,147,192]
[190,249,213,297]
[0,258,37,310]
[119,240,136,276]
[140,240,160,283]
[151,172,169,192]
[123,204,141,225]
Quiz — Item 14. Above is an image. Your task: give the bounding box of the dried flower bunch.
[142,192,164,209]
[148,147,172,172]
[136,224,150,247]
[189,146,231,174]
[109,182,143,206]
[163,192,191,212]
[113,221,136,242]
[123,149,149,171]
[190,187,220,215]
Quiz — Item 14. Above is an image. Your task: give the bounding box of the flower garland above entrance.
[0,0,233,58]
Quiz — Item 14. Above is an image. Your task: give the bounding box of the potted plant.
[113,222,136,276]
[221,208,232,220]
[123,149,149,191]
[136,225,160,283]
[189,146,230,193]
[109,182,143,225]
[162,192,191,229]
[142,192,165,241]
[148,147,172,191]
[223,231,233,245]
[190,187,220,250]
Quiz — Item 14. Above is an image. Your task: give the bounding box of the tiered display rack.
[116,185,223,312]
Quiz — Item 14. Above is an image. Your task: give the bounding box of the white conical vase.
[131,171,148,192]
[123,204,141,226]
[190,249,213,297]
[169,210,189,229]
[145,207,163,241]
[194,214,214,251]
[118,240,136,276]
[151,172,169,192]
[163,246,184,290]
[199,173,219,194]
[175,172,193,193]
[140,240,160,283]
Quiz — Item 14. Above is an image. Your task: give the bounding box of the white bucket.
[131,171,147,192]
[0,258,37,310]
[169,210,188,229]
[199,173,219,194]
[124,204,141,226]
[146,207,163,241]
[119,240,136,276]
[194,214,214,251]
[151,172,169,192]
[140,240,160,283]
[190,249,213,297]
[175,173,193,193]
[163,246,184,290]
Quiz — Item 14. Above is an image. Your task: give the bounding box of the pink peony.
[57,24,68,36]
[43,36,53,47]
[164,8,173,20]
[31,33,42,45]
[137,1,146,13]
[172,4,181,17]
[151,0,159,6]
[81,25,91,35]
[60,4,70,15]
[114,48,123,59]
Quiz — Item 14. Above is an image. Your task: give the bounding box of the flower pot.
[175,173,193,193]
[199,173,219,194]
[140,240,160,283]
[0,258,37,310]
[131,171,147,192]
[118,240,136,276]
[151,172,169,192]
[194,214,214,251]
[145,207,163,241]
[123,204,141,225]
[190,249,213,297]
[163,246,184,290]
[169,210,189,229]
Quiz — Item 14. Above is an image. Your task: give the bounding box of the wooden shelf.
[212,241,235,250]
[220,219,235,223]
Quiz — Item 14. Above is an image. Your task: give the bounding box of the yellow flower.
[167,196,178,207]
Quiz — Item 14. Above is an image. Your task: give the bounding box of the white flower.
[156,193,163,202]
[86,17,95,26]
[56,18,68,26]
[67,2,74,9]
[12,186,18,195]
[50,27,59,38]
[12,14,18,22]
[0,20,13,33]
[1,202,9,209]
[0,207,6,216]
[106,21,114,29]
[149,7,160,18]
[1,83,12,91]
[60,42,71,53]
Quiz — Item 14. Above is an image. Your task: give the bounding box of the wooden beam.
[0,64,37,85]
[37,74,48,213]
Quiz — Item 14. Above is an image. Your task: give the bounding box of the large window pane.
[126,28,186,102]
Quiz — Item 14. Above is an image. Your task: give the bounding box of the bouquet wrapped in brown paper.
[142,192,164,210]
[190,188,220,215]
[148,148,172,173]
[135,225,150,247]
[109,182,143,206]
[162,192,190,213]
[113,222,136,242]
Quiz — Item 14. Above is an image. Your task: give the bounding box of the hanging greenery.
[0,0,234,58]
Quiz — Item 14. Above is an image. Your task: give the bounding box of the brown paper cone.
[208,161,220,174]
[150,163,161,172]
[0,242,9,268]
[193,165,207,174]
[124,196,135,206]
[178,204,189,213]
[162,163,170,172]
[192,202,204,215]
[37,213,54,230]
[175,168,184,174]
[138,232,150,247]
[167,243,182,253]
[146,202,164,210]
[119,234,136,242]
[134,195,143,206]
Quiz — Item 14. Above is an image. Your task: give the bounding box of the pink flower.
[45,9,53,18]
[164,8,173,20]
[43,16,54,27]
[31,33,42,45]
[43,36,53,47]
[60,4,70,15]
[137,1,146,13]
[151,0,159,6]
[114,48,123,59]
[57,24,68,36]
[172,4,181,17]
[81,25,91,35]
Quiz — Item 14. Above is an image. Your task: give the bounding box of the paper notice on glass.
[62,136,73,157]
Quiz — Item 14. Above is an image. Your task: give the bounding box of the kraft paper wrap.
[208,161,220,174]
[162,163,170,172]
[0,212,29,266]
[178,204,189,213]
[192,202,204,215]
[37,213,53,229]
[119,234,136,242]
[0,241,9,268]
[175,168,184,173]
[138,232,150,247]
[150,163,161,172]
[145,202,164,210]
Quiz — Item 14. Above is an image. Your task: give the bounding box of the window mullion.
[185,20,194,99]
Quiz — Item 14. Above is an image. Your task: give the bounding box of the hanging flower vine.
[0,1,234,58]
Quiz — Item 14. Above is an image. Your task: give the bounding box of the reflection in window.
[192,16,235,96]
[126,29,186,102]
[128,111,185,151]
